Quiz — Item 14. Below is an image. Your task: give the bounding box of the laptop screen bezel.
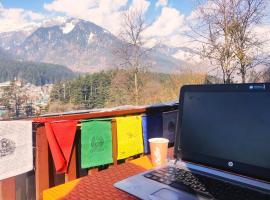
[174,83,270,182]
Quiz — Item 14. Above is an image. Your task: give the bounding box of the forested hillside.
[0,59,75,85]
[48,69,206,113]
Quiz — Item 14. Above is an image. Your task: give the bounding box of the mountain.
[0,58,75,85]
[0,18,184,73]
[155,44,199,60]
[0,47,14,60]
[0,24,38,52]
[0,17,67,52]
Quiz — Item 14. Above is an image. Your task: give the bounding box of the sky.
[0,0,196,15]
[0,0,199,50]
[0,0,269,64]
[0,0,197,35]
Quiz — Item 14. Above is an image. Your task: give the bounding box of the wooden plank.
[26,171,36,200]
[16,173,27,200]
[65,128,80,182]
[53,173,65,186]
[65,144,77,182]
[111,119,118,166]
[76,130,88,178]
[35,125,49,200]
[0,177,16,200]
[33,108,146,122]
[48,148,56,187]
[125,157,134,162]
[88,168,98,175]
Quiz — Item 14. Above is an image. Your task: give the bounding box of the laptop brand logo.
[228,161,234,167]
[249,84,266,90]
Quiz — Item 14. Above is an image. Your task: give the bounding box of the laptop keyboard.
[144,166,270,200]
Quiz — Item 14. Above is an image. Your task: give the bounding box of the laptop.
[114,83,270,200]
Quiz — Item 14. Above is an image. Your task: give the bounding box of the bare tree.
[195,0,269,83]
[107,69,135,107]
[230,0,269,83]
[113,8,153,105]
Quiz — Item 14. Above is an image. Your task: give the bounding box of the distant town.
[0,79,52,119]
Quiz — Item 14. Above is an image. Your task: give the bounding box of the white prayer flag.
[0,121,33,180]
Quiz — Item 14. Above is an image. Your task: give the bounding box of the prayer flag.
[0,121,33,180]
[45,120,77,173]
[116,116,144,160]
[81,119,113,168]
[141,114,163,153]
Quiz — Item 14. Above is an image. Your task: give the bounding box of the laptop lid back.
[174,83,270,182]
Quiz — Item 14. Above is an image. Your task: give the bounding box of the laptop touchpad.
[149,188,199,200]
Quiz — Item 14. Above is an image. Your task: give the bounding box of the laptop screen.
[177,84,270,182]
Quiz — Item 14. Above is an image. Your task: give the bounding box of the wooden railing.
[0,105,178,200]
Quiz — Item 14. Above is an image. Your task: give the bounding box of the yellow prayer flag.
[116,115,144,160]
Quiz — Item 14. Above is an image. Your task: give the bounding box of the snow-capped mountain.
[0,31,29,51]
[0,18,183,73]
[0,23,39,51]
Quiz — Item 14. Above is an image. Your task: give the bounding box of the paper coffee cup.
[148,138,169,167]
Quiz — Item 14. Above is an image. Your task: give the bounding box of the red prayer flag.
[45,120,78,173]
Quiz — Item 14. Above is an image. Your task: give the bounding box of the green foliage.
[49,69,206,112]
[0,80,31,118]
[50,71,112,109]
[0,59,75,85]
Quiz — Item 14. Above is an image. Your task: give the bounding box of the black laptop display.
[175,83,270,182]
[115,83,270,200]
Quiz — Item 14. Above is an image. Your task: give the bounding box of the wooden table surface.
[43,148,174,200]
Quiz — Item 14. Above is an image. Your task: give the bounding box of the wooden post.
[35,125,49,200]
[65,144,77,182]
[111,119,118,166]
[0,177,16,200]
[16,174,27,200]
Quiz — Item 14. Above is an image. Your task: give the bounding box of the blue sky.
[0,0,268,65]
[0,0,50,12]
[0,0,196,15]
[0,0,200,42]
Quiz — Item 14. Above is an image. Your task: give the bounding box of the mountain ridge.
[0,56,75,85]
[0,18,184,73]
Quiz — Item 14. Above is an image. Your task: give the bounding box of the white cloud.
[143,7,185,38]
[26,11,45,21]
[1,0,268,67]
[44,0,194,50]
[155,0,168,7]
[129,0,150,13]
[172,49,201,64]
[0,4,45,32]
[142,6,189,49]
[253,25,270,52]
[44,0,150,35]
[0,0,266,76]
[44,0,98,15]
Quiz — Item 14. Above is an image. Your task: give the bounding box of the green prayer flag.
[81,119,113,168]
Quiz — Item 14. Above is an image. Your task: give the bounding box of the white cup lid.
[148,138,169,143]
